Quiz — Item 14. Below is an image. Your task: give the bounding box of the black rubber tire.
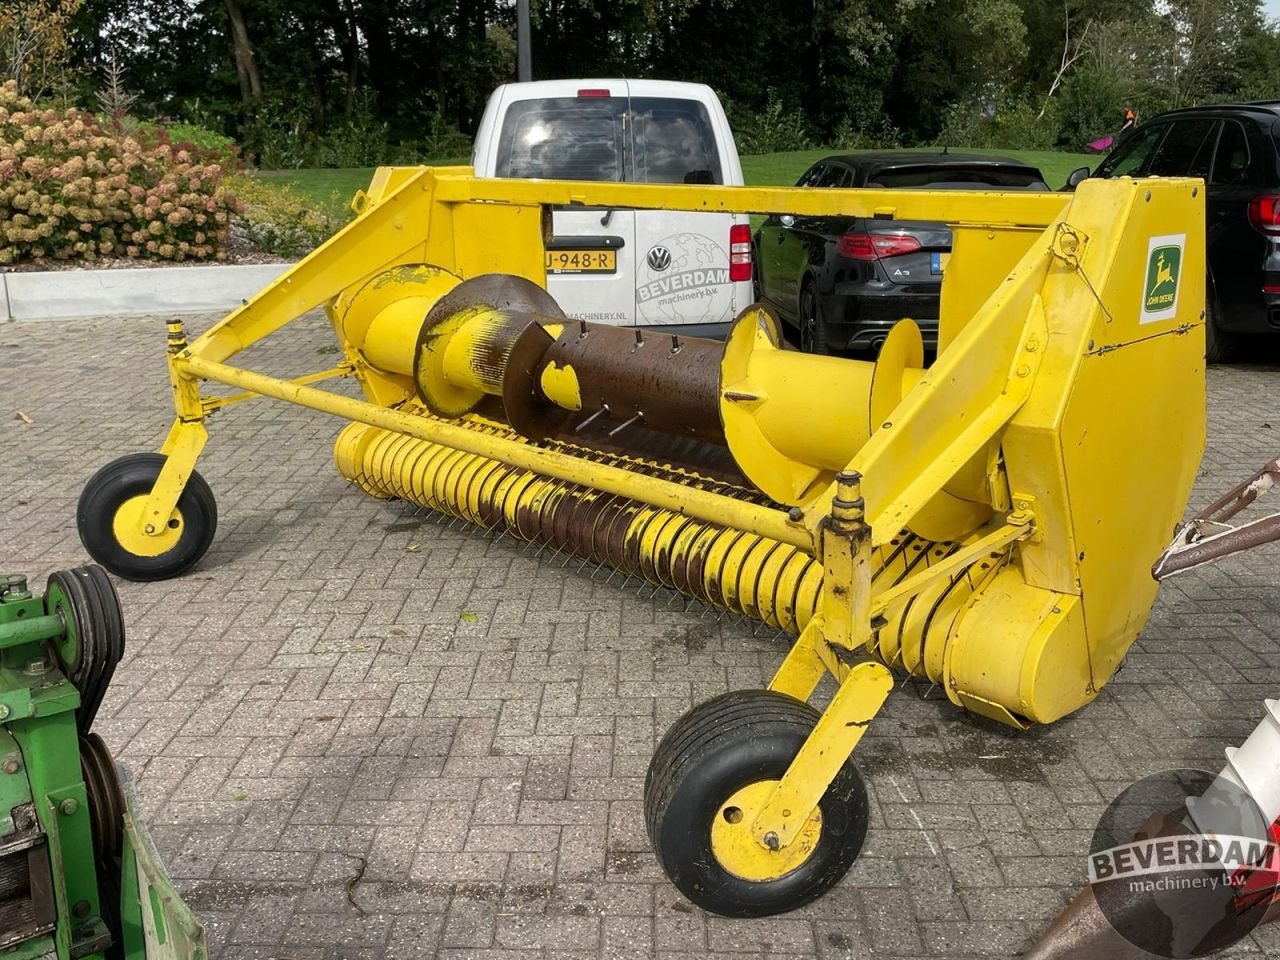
[45,565,124,729]
[644,689,869,917]
[1204,296,1237,364]
[77,454,217,582]
[799,281,830,355]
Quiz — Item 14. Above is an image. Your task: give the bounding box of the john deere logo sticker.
[1140,233,1185,324]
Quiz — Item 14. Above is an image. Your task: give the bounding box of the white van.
[472,79,753,337]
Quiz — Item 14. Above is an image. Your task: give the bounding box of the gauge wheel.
[78,453,217,582]
[644,689,869,917]
[799,281,830,355]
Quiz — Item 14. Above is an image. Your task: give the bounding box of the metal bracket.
[752,661,894,849]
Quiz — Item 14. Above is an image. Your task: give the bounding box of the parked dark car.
[1067,102,1280,362]
[753,152,1051,354]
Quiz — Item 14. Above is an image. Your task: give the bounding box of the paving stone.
[5,312,1280,958]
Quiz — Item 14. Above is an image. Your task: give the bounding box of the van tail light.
[1249,195,1280,234]
[837,233,922,261]
[729,224,752,282]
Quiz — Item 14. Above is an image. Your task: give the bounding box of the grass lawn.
[260,146,1096,220]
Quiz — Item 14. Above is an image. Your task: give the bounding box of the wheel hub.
[110,495,184,557]
[709,780,823,882]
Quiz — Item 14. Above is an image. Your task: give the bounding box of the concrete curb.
[1,263,293,321]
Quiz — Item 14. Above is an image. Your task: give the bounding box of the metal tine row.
[354,456,796,646]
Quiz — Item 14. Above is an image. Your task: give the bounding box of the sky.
[1267,0,1280,23]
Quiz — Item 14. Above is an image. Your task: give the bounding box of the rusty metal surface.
[1153,456,1280,579]
[537,322,724,443]
[414,273,564,399]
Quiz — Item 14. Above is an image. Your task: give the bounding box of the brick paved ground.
[2,311,1279,960]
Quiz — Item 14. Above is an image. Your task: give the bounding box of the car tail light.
[577,88,611,98]
[837,233,923,261]
[729,224,752,282]
[1249,195,1280,234]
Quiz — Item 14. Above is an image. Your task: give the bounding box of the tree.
[0,0,82,99]
[224,0,262,103]
[1037,2,1093,118]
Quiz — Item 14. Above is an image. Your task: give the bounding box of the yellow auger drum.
[76,167,1207,916]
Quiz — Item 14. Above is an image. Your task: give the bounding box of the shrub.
[238,90,472,169]
[935,97,1058,151]
[0,80,241,264]
[229,174,344,257]
[731,90,814,155]
[161,122,239,160]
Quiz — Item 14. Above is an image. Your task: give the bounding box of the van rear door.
[630,95,738,334]
[491,87,636,326]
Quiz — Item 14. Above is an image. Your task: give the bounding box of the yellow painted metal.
[718,309,924,506]
[868,518,1032,619]
[122,168,1203,741]
[136,419,207,542]
[83,167,1214,914]
[200,365,355,413]
[416,304,500,416]
[111,495,184,556]
[711,780,823,882]
[180,351,813,550]
[340,263,461,377]
[751,661,893,849]
[538,361,583,411]
[430,171,1070,224]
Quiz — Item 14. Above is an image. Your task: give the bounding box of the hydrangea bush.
[0,81,242,264]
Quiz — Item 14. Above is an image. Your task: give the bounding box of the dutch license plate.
[931,252,951,275]
[545,249,617,274]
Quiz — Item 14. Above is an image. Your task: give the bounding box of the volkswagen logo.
[647,245,672,271]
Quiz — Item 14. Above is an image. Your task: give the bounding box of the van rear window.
[496,97,626,181]
[495,96,723,185]
[630,98,723,185]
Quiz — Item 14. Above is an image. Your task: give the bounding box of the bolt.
[763,832,780,851]
[144,523,156,534]
[72,900,90,919]
[58,798,77,816]
[0,705,11,720]
[2,755,19,775]
[1025,339,1039,353]
[1016,364,1031,378]
[787,506,803,523]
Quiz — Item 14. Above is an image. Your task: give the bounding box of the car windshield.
[868,166,1049,190]
[495,95,722,184]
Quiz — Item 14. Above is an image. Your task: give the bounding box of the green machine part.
[0,569,205,960]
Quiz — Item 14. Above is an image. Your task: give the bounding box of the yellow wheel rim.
[709,780,823,882]
[110,495,184,557]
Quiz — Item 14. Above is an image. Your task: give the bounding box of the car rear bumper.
[819,286,941,351]
[1219,289,1280,333]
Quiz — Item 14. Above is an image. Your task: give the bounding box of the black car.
[1069,103,1280,362]
[753,152,1051,354]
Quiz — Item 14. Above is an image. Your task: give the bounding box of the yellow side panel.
[937,227,1040,353]
[1060,329,1205,687]
[448,202,547,284]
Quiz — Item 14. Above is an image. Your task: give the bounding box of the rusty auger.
[76,167,1210,916]
[1153,456,1280,580]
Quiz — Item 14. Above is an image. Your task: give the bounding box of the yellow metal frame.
[116,167,1207,871]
